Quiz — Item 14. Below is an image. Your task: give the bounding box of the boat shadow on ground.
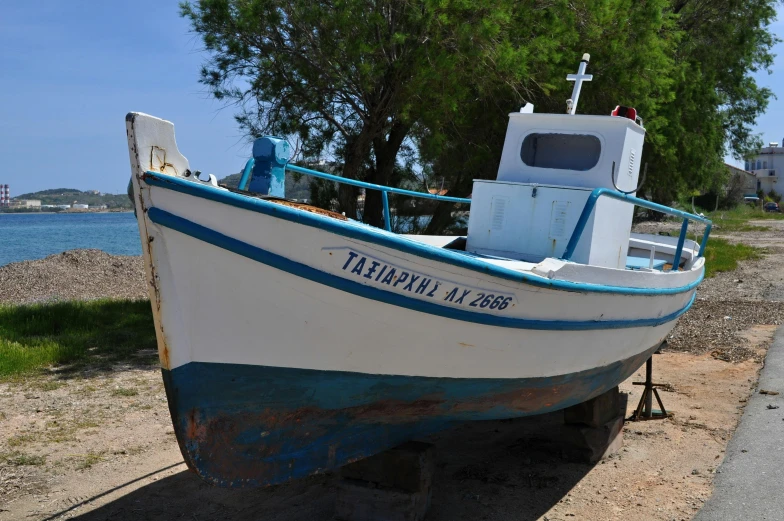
[67,412,597,521]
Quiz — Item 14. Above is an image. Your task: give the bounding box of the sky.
[726,4,784,167]
[0,2,244,196]
[0,3,782,196]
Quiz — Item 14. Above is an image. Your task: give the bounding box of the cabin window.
[520,133,601,171]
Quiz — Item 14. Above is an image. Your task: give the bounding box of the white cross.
[566,53,593,115]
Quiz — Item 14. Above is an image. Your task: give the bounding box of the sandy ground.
[2,220,784,520]
[0,347,770,521]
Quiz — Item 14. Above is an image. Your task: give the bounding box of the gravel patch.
[0,250,147,305]
[635,218,784,362]
[696,250,784,303]
[667,299,784,361]
[632,220,688,236]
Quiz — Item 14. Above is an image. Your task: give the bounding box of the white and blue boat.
[125,55,711,488]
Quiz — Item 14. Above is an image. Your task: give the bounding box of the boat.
[125,54,711,488]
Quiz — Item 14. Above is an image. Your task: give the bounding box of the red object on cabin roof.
[611,105,637,121]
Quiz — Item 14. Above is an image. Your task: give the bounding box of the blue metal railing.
[237,158,472,232]
[561,188,713,270]
[237,158,255,194]
[236,160,712,270]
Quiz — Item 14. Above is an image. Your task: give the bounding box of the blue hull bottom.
[162,347,656,488]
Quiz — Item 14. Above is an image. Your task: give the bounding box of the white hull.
[147,184,691,379]
[124,112,705,487]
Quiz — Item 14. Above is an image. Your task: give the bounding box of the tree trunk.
[424,170,471,235]
[364,122,410,228]
[364,187,384,228]
[339,131,374,219]
[338,184,359,219]
[424,202,458,234]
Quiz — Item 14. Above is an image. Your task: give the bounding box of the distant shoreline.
[0,209,134,215]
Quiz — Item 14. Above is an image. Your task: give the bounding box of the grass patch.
[76,451,105,470]
[703,237,761,278]
[0,299,156,379]
[113,445,146,456]
[73,418,100,429]
[712,221,769,233]
[74,384,97,395]
[7,434,37,448]
[30,380,64,392]
[0,451,46,466]
[40,417,100,444]
[111,387,138,397]
[23,415,121,444]
[707,204,784,232]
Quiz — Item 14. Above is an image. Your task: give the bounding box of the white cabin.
[466,93,645,270]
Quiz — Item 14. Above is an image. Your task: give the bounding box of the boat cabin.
[466,58,646,269]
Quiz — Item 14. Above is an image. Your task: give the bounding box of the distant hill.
[219,173,313,201]
[218,173,242,189]
[14,188,132,209]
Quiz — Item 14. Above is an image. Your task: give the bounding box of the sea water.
[0,212,142,267]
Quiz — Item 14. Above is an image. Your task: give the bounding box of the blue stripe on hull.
[147,207,696,330]
[162,345,657,488]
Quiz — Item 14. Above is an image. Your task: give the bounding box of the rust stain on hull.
[161,343,657,488]
[133,166,171,371]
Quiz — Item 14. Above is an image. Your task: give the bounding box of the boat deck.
[403,233,698,273]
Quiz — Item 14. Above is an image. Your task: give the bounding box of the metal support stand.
[631,356,669,421]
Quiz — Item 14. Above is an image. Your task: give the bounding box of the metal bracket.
[183,169,218,187]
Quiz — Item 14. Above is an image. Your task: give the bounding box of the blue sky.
[0,2,782,196]
[0,2,243,196]
[726,4,784,168]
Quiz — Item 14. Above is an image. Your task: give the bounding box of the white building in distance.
[726,163,756,196]
[9,199,41,208]
[746,140,784,194]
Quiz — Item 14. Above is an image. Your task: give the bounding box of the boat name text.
[331,248,516,312]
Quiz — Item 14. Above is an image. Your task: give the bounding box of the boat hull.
[124,113,702,488]
[144,197,683,486]
[141,184,689,487]
[163,344,657,487]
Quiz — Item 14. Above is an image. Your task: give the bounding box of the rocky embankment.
[0,250,147,305]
